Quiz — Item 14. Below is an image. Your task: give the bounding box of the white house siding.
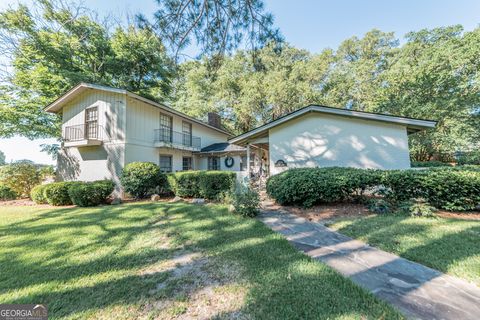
[124,96,230,171]
[57,90,127,195]
[269,113,411,175]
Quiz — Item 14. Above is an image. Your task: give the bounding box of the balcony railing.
[154,128,201,149]
[63,124,107,142]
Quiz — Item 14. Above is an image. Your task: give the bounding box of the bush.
[381,170,428,202]
[398,201,436,217]
[68,180,114,207]
[0,161,41,198]
[167,171,236,200]
[367,199,392,215]
[266,167,382,207]
[121,162,166,198]
[230,185,260,217]
[43,182,79,206]
[457,151,480,166]
[0,184,17,200]
[30,184,48,204]
[267,167,480,211]
[411,161,451,168]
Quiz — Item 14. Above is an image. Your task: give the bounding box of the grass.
[327,214,480,286]
[0,202,402,319]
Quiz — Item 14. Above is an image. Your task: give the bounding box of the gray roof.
[199,142,246,153]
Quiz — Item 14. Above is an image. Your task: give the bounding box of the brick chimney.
[208,112,222,129]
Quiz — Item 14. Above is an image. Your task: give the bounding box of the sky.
[0,0,479,165]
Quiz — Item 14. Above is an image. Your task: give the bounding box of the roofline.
[44,82,232,136]
[229,105,437,144]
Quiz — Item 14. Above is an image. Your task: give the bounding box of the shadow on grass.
[334,215,480,281]
[0,202,400,319]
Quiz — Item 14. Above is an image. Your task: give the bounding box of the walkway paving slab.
[258,210,480,320]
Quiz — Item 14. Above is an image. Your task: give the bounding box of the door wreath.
[224,156,235,168]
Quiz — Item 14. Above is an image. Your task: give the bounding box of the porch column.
[246,143,251,177]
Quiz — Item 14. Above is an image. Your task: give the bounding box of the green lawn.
[0,202,402,319]
[328,215,480,286]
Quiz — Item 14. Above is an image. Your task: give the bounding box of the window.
[182,157,192,171]
[240,156,248,171]
[159,113,173,142]
[182,121,192,146]
[208,156,220,170]
[159,155,172,173]
[85,106,98,139]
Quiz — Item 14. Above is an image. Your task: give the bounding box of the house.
[45,83,436,196]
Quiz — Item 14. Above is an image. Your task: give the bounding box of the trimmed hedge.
[167,171,236,200]
[266,167,382,207]
[44,182,80,206]
[267,167,480,211]
[30,184,48,204]
[121,162,166,198]
[68,180,114,207]
[411,161,451,168]
[0,183,17,200]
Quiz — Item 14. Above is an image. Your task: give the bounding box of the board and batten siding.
[124,96,229,169]
[57,90,127,195]
[268,112,411,175]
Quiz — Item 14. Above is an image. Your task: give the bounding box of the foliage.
[43,181,79,206]
[398,201,437,217]
[167,171,236,199]
[230,184,260,217]
[457,151,480,165]
[137,0,282,59]
[121,162,166,199]
[0,184,17,200]
[381,170,427,202]
[266,167,381,207]
[30,184,48,204]
[411,161,451,168]
[173,26,480,160]
[0,161,42,198]
[68,180,114,207]
[367,199,392,215]
[0,150,5,165]
[0,0,173,139]
[38,165,56,181]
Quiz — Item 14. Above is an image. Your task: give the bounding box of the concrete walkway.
[258,210,480,320]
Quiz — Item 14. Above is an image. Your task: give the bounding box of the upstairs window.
[85,106,98,139]
[208,156,220,170]
[182,121,192,146]
[159,113,173,142]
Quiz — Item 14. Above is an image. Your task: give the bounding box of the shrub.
[411,161,451,168]
[0,184,17,200]
[43,182,79,206]
[230,185,260,217]
[68,180,114,207]
[457,151,480,166]
[121,162,166,198]
[167,171,236,200]
[381,170,428,202]
[398,201,436,217]
[30,184,48,204]
[266,167,382,207]
[0,161,41,197]
[421,169,480,211]
[367,199,392,215]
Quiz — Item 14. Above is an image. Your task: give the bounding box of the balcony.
[154,128,201,151]
[63,124,107,147]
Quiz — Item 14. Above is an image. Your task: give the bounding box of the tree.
[0,160,42,197]
[137,0,282,60]
[0,0,174,139]
[0,150,5,165]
